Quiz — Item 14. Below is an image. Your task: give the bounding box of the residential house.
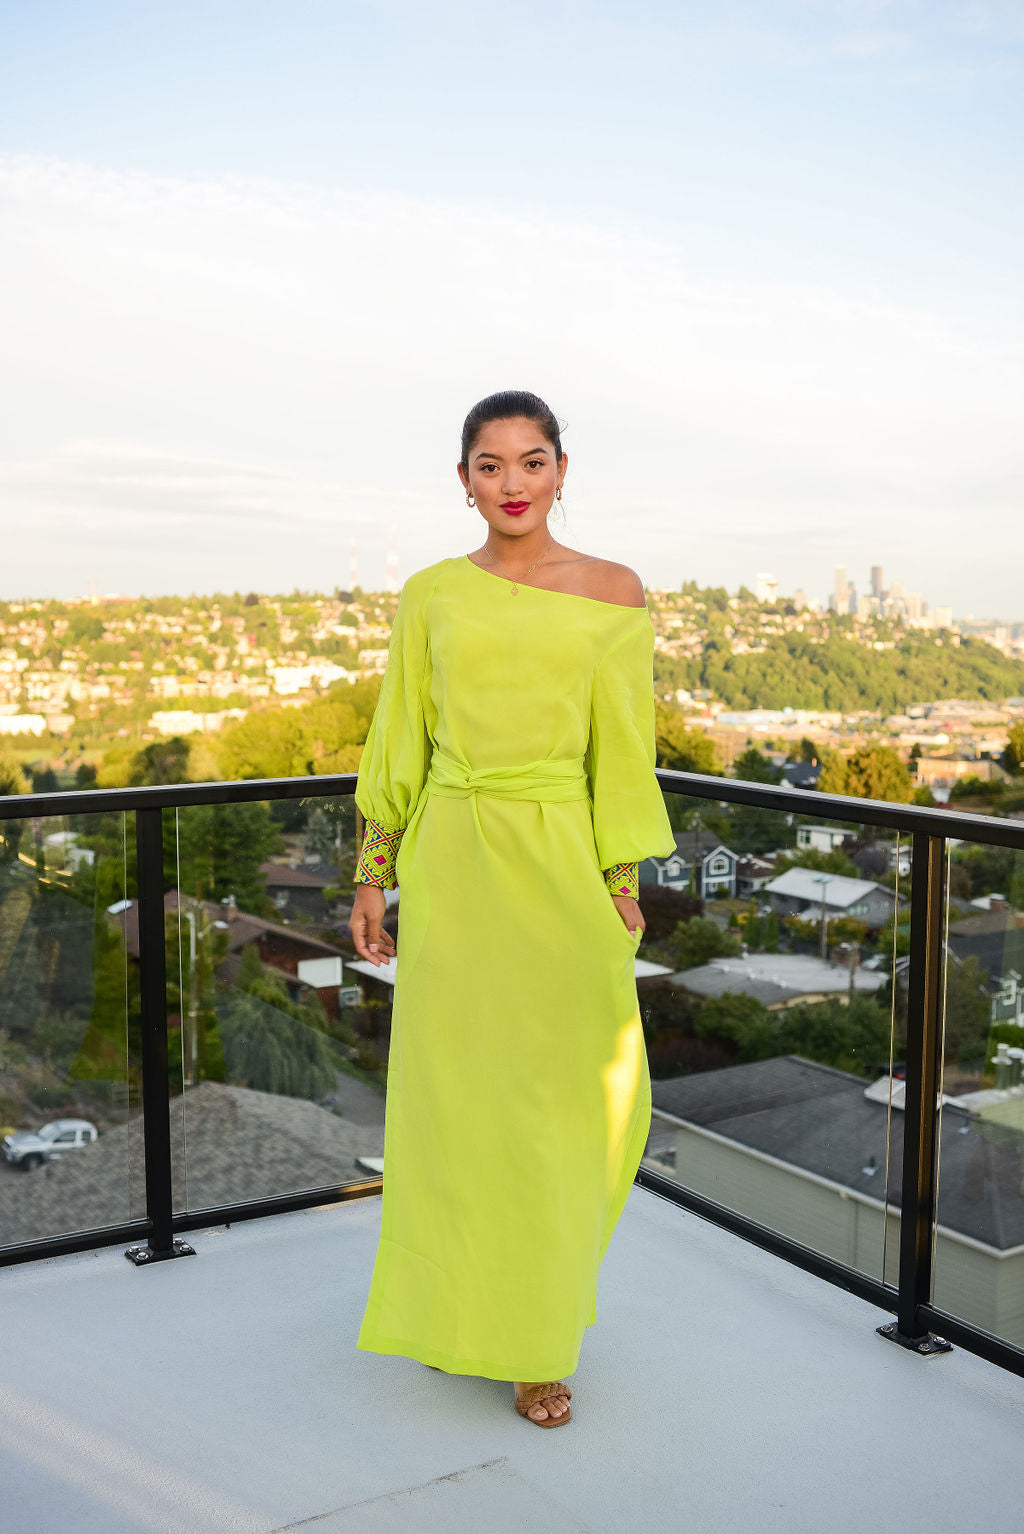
[112,890,352,1020]
[946,908,1024,1027]
[796,824,855,855]
[763,867,903,931]
[260,861,339,922]
[669,952,887,1011]
[847,838,912,882]
[915,755,1010,790]
[641,829,738,899]
[649,1054,1024,1348]
[735,855,775,900]
[781,761,821,790]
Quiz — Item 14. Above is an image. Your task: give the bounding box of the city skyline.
[4,557,1016,628]
[1,4,1021,609]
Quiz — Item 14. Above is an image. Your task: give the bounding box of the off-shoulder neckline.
[461,554,649,612]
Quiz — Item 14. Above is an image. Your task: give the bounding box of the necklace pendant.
[511,583,519,595]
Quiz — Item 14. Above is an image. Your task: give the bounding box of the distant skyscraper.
[755,573,778,603]
[833,565,849,613]
[871,565,884,600]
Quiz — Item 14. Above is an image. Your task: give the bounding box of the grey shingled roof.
[0,1080,384,1250]
[258,862,337,889]
[764,867,886,909]
[652,1055,1024,1251]
[947,911,1024,984]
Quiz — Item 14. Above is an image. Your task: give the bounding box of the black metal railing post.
[125,807,195,1266]
[878,830,951,1355]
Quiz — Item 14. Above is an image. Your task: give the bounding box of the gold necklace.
[482,538,555,595]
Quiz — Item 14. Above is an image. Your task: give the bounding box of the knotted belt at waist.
[423,748,590,803]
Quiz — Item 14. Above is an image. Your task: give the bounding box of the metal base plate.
[124,1238,196,1266]
[877,1321,953,1356]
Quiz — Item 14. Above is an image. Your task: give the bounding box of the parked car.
[2,1119,99,1171]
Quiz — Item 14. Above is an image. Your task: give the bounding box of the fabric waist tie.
[423,748,590,804]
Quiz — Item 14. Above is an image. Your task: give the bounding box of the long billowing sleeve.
[353,570,433,889]
[585,609,677,879]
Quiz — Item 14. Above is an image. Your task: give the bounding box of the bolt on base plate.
[124,1238,196,1266]
[877,1321,953,1356]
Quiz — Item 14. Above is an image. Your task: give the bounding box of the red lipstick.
[501,501,529,515]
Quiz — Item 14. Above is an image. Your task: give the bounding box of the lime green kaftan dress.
[352,553,676,1381]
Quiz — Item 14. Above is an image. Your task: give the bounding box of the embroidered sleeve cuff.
[604,861,639,899]
[354,818,404,889]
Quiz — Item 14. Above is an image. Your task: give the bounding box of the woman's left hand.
[610,894,644,937]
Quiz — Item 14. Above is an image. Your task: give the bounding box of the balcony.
[2,769,1024,1530]
[5,1189,1024,1534]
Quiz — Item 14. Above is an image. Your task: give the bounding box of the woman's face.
[457,416,566,537]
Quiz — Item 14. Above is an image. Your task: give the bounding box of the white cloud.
[0,153,1020,610]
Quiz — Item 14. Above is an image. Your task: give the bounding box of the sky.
[0,0,1021,613]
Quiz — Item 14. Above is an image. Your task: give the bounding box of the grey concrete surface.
[2,1187,1024,1533]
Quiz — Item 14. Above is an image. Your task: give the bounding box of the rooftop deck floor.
[3,1186,1024,1533]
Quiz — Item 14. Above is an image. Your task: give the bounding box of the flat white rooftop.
[3,1187,1024,1533]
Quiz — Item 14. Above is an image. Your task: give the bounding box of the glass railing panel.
[0,808,140,1246]
[932,839,1024,1348]
[640,787,903,1284]
[167,791,381,1212]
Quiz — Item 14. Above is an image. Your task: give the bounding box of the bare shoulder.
[585,559,647,608]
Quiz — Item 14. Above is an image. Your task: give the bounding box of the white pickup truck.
[2,1119,99,1171]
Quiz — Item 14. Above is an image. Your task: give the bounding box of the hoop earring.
[555,485,563,501]
[466,494,476,508]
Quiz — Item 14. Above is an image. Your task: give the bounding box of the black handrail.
[2,768,1023,1379]
[2,766,1023,846]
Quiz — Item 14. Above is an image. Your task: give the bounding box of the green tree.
[1009,861,1024,913]
[733,747,782,785]
[950,774,1003,802]
[654,709,723,775]
[303,807,339,867]
[742,906,764,950]
[218,697,363,780]
[217,945,338,1099]
[670,915,741,972]
[844,744,913,804]
[65,611,104,646]
[774,995,892,1074]
[775,845,859,877]
[952,844,1016,899]
[941,956,992,1067]
[691,992,775,1056]
[1003,722,1024,775]
[817,749,848,795]
[691,990,893,1074]
[0,751,30,797]
[0,752,30,865]
[170,802,283,912]
[131,736,193,786]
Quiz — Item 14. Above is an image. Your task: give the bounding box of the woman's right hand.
[349,882,397,967]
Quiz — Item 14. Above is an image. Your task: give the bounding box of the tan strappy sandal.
[514,1381,573,1428]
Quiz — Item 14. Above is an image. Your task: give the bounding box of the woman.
[348,390,675,1427]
